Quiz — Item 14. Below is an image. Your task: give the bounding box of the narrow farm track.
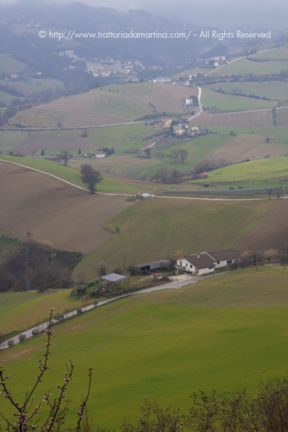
[2,273,228,351]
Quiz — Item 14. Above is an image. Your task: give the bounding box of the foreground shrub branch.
[0,309,93,432]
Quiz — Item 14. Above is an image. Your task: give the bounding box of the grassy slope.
[0,54,28,75]
[1,267,288,428]
[202,88,276,111]
[69,134,230,180]
[0,78,65,96]
[87,123,155,153]
[250,46,288,60]
[0,155,143,192]
[203,126,288,142]
[212,59,288,76]
[0,131,28,152]
[74,198,277,277]
[0,89,20,104]
[10,82,193,128]
[0,290,90,336]
[207,82,288,102]
[192,157,288,185]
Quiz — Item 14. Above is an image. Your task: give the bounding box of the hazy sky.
[0,0,287,28]
[0,0,287,10]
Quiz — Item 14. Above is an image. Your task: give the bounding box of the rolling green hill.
[0,54,28,75]
[0,290,90,337]
[202,88,276,111]
[212,58,288,76]
[9,82,195,128]
[74,197,277,277]
[1,266,288,428]
[207,82,288,102]
[191,157,288,188]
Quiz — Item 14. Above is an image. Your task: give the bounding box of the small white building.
[177,252,215,276]
[95,152,106,159]
[185,98,194,106]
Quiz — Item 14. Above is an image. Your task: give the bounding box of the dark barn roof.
[208,250,241,261]
[184,252,214,270]
[134,260,170,269]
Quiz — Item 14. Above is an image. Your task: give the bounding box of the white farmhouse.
[176,252,215,276]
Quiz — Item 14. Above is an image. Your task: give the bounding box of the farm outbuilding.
[133,260,171,274]
[101,273,127,284]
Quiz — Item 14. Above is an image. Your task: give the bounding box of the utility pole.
[122,251,126,273]
[25,244,31,290]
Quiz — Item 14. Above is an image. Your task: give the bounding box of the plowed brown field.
[0,162,131,252]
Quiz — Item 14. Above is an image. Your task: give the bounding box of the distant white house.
[141,193,155,199]
[185,98,194,106]
[95,152,106,159]
[176,252,215,276]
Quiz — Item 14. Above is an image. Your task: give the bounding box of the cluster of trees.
[150,158,228,184]
[0,240,81,292]
[188,158,228,179]
[169,149,188,163]
[151,167,182,184]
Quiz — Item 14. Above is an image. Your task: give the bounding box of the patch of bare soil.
[0,163,132,253]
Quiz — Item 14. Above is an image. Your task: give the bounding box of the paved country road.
[0,275,200,351]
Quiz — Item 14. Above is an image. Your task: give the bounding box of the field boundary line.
[2,158,288,202]
[0,158,88,192]
[0,158,135,197]
[0,120,147,132]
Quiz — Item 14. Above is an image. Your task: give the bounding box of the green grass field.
[74,197,277,277]
[0,78,65,97]
[1,266,288,428]
[0,54,28,75]
[0,155,144,193]
[0,89,20,104]
[0,290,90,337]
[207,82,288,102]
[91,83,153,119]
[0,123,155,155]
[192,157,288,186]
[202,88,276,111]
[70,134,230,181]
[250,46,288,60]
[212,58,288,76]
[87,123,156,153]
